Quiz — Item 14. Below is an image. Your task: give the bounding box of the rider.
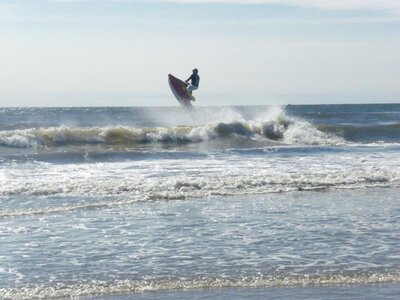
[185,68,200,100]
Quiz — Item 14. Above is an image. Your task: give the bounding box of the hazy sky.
[1,0,399,106]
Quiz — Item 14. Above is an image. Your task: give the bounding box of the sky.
[0,0,399,107]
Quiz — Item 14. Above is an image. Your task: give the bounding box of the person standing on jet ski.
[185,68,200,101]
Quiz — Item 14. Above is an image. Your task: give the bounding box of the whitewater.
[1,104,400,299]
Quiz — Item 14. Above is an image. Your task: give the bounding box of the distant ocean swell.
[2,272,399,299]
[317,123,400,142]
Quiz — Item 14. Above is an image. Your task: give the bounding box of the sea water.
[0,104,399,299]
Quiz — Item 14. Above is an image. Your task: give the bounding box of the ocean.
[0,104,399,299]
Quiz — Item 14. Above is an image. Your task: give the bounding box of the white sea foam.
[1,273,399,299]
[1,151,399,216]
[283,119,344,146]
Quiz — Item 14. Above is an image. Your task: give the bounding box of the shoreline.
[80,283,400,300]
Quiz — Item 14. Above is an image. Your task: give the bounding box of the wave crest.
[0,114,344,148]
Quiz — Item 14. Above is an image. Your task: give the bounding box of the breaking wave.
[1,273,399,299]
[1,162,399,217]
[0,116,344,149]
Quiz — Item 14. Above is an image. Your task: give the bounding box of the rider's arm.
[185,75,192,83]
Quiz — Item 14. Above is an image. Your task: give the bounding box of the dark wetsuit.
[187,74,200,87]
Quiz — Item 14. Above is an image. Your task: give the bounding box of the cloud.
[52,0,400,14]
[157,0,400,11]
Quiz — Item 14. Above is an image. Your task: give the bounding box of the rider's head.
[192,68,198,74]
